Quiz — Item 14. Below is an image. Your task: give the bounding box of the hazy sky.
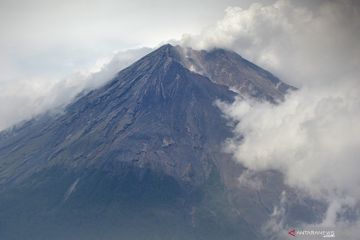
[0,0,269,81]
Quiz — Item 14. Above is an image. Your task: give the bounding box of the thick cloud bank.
[182,0,360,88]
[197,0,360,234]
[0,47,151,131]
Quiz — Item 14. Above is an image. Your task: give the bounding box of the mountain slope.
[0,44,310,240]
[176,46,294,101]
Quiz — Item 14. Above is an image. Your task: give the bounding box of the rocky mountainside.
[176,45,294,101]
[0,44,319,240]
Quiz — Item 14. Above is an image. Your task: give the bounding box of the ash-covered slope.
[176,46,294,101]
[0,44,313,240]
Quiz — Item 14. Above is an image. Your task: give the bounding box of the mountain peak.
[117,44,292,101]
[157,43,175,51]
[145,43,180,62]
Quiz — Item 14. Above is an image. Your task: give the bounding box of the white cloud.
[0,47,151,131]
[202,0,360,231]
[219,84,360,202]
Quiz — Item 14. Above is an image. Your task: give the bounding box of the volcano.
[0,44,316,240]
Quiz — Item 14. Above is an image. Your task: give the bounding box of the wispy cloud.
[0,47,151,131]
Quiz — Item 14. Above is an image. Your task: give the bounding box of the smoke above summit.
[181,0,360,88]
